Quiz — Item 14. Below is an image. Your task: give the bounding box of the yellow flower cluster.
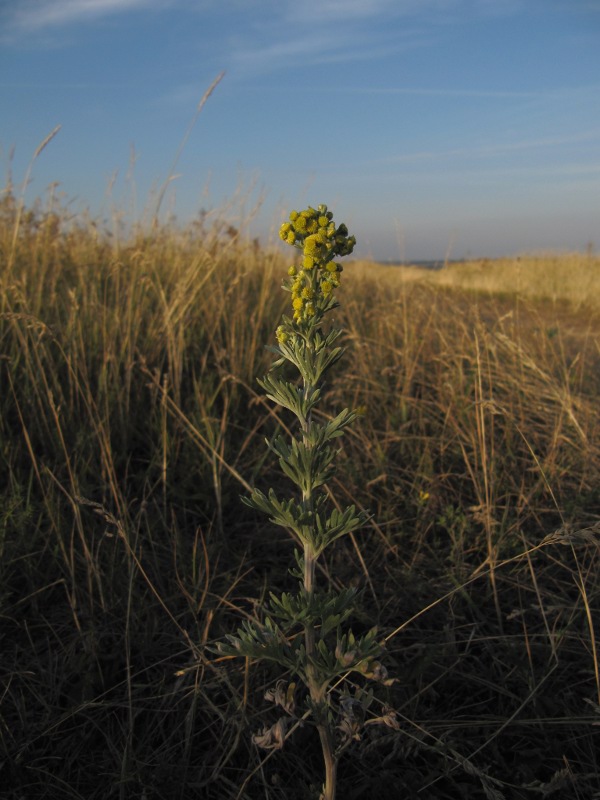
[278,204,356,323]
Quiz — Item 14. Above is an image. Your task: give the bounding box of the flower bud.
[275,325,289,344]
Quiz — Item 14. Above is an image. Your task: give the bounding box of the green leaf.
[242,488,319,547]
[268,435,338,493]
[306,407,360,447]
[210,616,298,668]
[313,505,371,554]
[257,374,321,423]
[267,586,357,631]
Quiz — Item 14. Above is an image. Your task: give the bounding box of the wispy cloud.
[229,29,414,74]
[282,0,524,24]
[283,0,407,23]
[351,86,547,99]
[2,0,162,35]
[367,129,600,167]
[224,0,535,78]
[226,0,430,76]
[0,81,139,89]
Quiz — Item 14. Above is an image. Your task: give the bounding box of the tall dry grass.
[369,252,600,310]
[1,189,599,798]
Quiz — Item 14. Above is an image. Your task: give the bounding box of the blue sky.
[1,0,599,260]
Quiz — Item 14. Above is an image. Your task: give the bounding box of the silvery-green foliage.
[213,205,391,799]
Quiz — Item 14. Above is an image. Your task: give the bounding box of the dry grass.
[1,189,599,799]
[355,252,600,310]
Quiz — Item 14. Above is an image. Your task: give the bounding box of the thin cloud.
[226,0,533,78]
[229,29,411,73]
[283,0,520,24]
[351,87,546,99]
[350,84,600,100]
[368,129,600,166]
[397,162,600,184]
[3,0,161,34]
[228,5,427,76]
[284,0,405,23]
[0,81,139,89]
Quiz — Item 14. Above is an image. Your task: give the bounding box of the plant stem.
[301,360,338,800]
[303,546,338,799]
[317,724,337,800]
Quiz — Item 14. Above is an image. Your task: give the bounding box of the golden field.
[1,191,599,799]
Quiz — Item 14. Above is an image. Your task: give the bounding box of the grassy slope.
[1,195,599,799]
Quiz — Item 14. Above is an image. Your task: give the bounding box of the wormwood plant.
[215,206,394,800]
